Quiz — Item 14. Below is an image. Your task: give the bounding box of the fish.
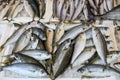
[12,53,42,64]
[77,64,120,77]
[71,0,85,20]
[0,63,47,77]
[7,0,20,20]
[39,0,45,18]
[54,39,71,62]
[24,0,35,20]
[92,27,108,65]
[54,23,64,43]
[19,49,51,60]
[72,47,96,67]
[28,0,40,17]
[12,4,24,18]
[45,28,54,53]
[99,5,120,20]
[56,0,64,18]
[69,0,75,20]
[13,29,32,52]
[54,43,73,78]
[32,27,46,40]
[71,32,86,64]
[58,25,85,45]
[32,34,45,50]
[60,1,69,21]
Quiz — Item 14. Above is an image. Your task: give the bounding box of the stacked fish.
[0,0,120,80]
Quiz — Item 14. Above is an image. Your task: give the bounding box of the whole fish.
[54,44,73,78]
[12,53,42,64]
[77,64,120,77]
[19,50,51,60]
[71,32,86,64]
[13,29,32,52]
[69,0,75,20]
[28,0,40,17]
[39,0,45,18]
[0,63,47,77]
[99,5,120,20]
[32,27,46,40]
[58,25,85,44]
[72,47,96,67]
[92,27,108,65]
[54,39,71,62]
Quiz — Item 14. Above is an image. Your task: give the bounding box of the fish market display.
[0,0,120,80]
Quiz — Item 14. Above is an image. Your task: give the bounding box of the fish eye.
[79,69,84,73]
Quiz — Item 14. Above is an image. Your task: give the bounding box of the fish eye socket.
[80,69,84,73]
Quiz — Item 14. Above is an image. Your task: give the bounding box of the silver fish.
[57,0,64,18]
[13,29,32,52]
[71,32,86,64]
[77,64,120,77]
[71,0,85,20]
[54,44,73,78]
[58,25,85,44]
[32,27,46,40]
[92,27,108,65]
[100,5,120,20]
[19,50,51,60]
[1,63,47,77]
[54,39,71,61]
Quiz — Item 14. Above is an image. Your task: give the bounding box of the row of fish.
[0,21,120,79]
[0,0,120,22]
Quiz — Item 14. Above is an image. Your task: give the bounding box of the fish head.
[42,53,52,60]
[40,34,46,40]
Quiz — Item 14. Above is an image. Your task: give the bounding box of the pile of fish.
[0,0,120,22]
[0,0,120,80]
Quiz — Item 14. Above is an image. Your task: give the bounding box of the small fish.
[54,39,71,61]
[39,0,45,18]
[54,23,64,43]
[69,0,75,20]
[54,43,74,78]
[77,64,120,76]
[92,27,108,65]
[13,53,42,64]
[19,49,51,60]
[71,32,86,64]
[58,25,85,44]
[0,63,47,77]
[32,27,46,40]
[72,47,96,67]
[45,28,54,53]
[60,1,69,21]
[13,29,32,52]
[71,0,85,20]
[100,4,120,20]
[28,0,40,17]
[12,4,24,18]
